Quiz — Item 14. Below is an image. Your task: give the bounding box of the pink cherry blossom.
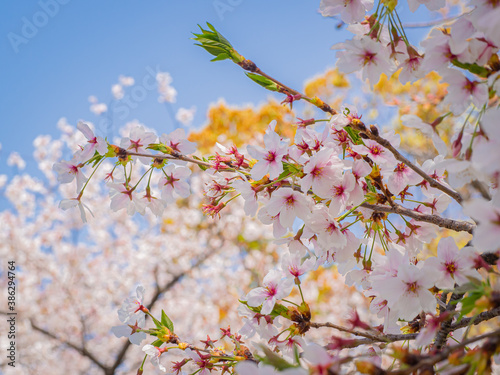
[387,162,421,195]
[246,269,294,315]
[463,193,500,252]
[142,345,167,372]
[378,263,437,320]
[111,317,147,346]
[76,121,108,161]
[335,37,395,85]
[232,179,259,216]
[117,285,147,324]
[424,237,480,289]
[306,206,347,250]
[53,158,87,192]
[320,0,374,24]
[159,128,197,155]
[265,188,311,229]
[158,164,191,203]
[442,69,488,115]
[120,125,157,164]
[281,250,316,279]
[247,121,289,181]
[301,148,342,199]
[108,183,146,215]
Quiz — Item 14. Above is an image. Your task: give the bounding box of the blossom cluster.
[51,0,500,373]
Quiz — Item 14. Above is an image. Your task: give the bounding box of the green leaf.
[151,339,164,347]
[365,178,376,193]
[256,346,296,370]
[246,73,279,92]
[344,125,361,145]
[192,155,208,171]
[452,59,490,78]
[161,310,175,332]
[151,316,163,330]
[192,23,243,63]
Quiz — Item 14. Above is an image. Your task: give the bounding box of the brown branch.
[434,292,464,350]
[403,13,463,28]
[361,203,474,233]
[108,245,220,374]
[31,321,109,372]
[387,328,500,375]
[363,131,463,204]
[470,180,491,200]
[310,321,418,343]
[125,151,213,169]
[450,306,500,331]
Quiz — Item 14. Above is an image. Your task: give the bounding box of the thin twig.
[388,328,500,375]
[310,321,418,343]
[31,321,109,372]
[364,131,463,204]
[450,306,500,331]
[125,151,213,169]
[361,203,474,233]
[403,14,463,28]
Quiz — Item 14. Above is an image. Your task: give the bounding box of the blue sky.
[0,1,431,178]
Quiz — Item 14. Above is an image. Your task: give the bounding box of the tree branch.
[387,328,500,374]
[31,321,109,372]
[310,321,418,343]
[434,292,464,350]
[450,306,500,331]
[108,245,220,374]
[361,203,474,233]
[360,130,463,204]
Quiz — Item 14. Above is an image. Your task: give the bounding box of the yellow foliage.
[304,68,350,99]
[188,99,296,154]
[374,70,454,161]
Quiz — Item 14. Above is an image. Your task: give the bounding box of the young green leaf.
[246,73,279,92]
[161,310,175,333]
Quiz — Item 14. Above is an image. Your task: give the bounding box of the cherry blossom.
[158,164,191,203]
[335,37,395,85]
[464,193,500,252]
[378,263,437,320]
[117,285,148,325]
[53,158,87,192]
[424,237,480,289]
[108,182,147,215]
[264,188,311,230]
[120,125,157,164]
[76,121,108,160]
[246,269,294,314]
[247,121,289,181]
[301,148,341,199]
[142,345,167,372]
[319,0,374,24]
[442,69,488,115]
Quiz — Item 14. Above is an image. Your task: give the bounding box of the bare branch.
[109,245,221,374]
[388,328,500,374]
[31,321,109,372]
[403,13,463,28]
[310,321,418,343]
[361,202,474,233]
[362,131,463,204]
[450,306,500,331]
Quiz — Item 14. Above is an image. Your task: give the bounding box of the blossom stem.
[297,283,306,304]
[79,157,107,196]
[132,167,153,191]
[282,299,300,307]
